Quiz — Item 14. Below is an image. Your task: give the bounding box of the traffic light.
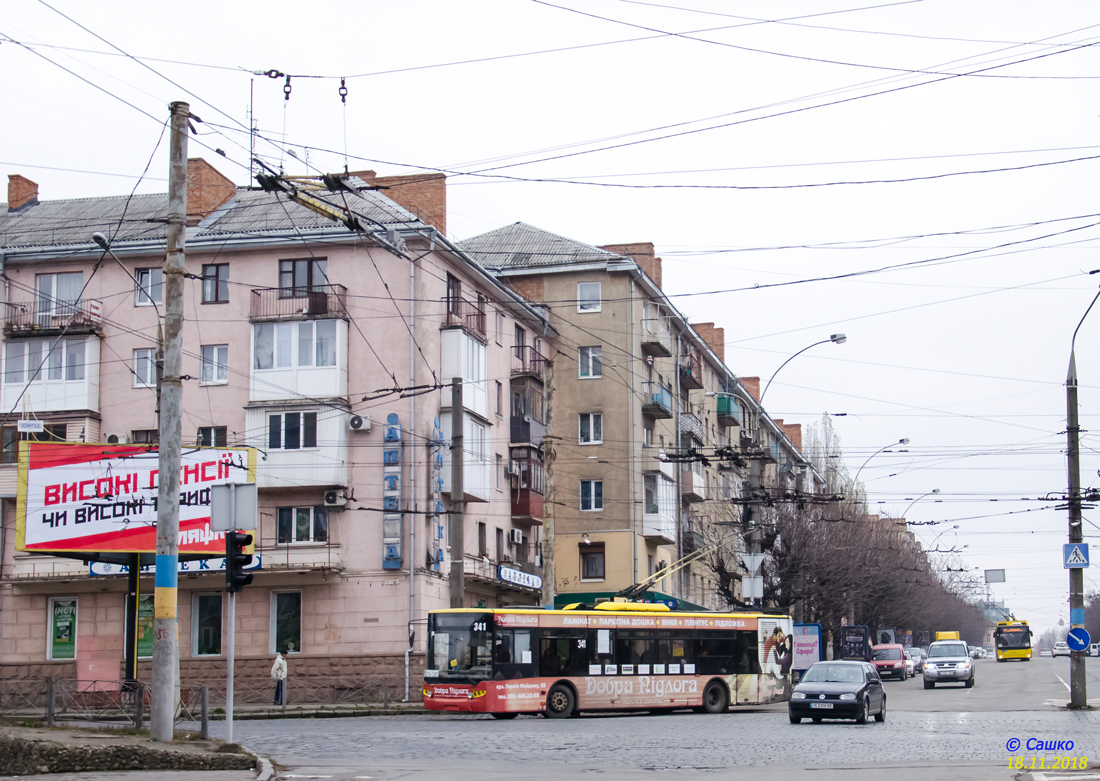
[225,531,253,593]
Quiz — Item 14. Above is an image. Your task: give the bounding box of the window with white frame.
[192,593,222,656]
[579,412,602,444]
[268,411,318,449]
[579,346,602,378]
[135,268,163,306]
[37,272,83,320]
[197,426,227,447]
[4,339,87,385]
[253,321,337,370]
[271,591,302,654]
[580,479,603,511]
[201,344,228,385]
[132,348,156,387]
[277,506,328,544]
[577,281,601,312]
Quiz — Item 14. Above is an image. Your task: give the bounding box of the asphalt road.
[197,656,1100,781]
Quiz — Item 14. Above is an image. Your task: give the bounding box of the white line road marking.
[1053,672,1071,691]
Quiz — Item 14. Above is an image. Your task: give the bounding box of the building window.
[643,420,654,448]
[254,321,337,370]
[580,479,603,511]
[496,311,505,344]
[201,344,229,385]
[6,339,87,384]
[496,454,504,491]
[133,348,156,387]
[47,597,78,661]
[192,593,222,656]
[197,426,227,447]
[579,413,602,445]
[271,591,301,654]
[580,544,605,581]
[279,258,327,296]
[478,522,488,558]
[277,506,328,544]
[2,424,66,463]
[495,381,503,416]
[577,281,601,313]
[579,346,603,378]
[202,264,229,303]
[135,268,163,306]
[132,429,158,445]
[446,273,462,315]
[268,412,318,450]
[37,272,83,315]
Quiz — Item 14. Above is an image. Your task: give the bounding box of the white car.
[1052,642,1071,658]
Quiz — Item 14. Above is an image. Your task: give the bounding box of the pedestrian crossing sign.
[1063,543,1089,569]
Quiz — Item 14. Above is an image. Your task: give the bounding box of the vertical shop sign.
[382,413,403,569]
[49,598,77,660]
[136,594,155,657]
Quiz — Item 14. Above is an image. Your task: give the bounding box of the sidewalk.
[201,699,427,721]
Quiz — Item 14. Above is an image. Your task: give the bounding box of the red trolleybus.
[423,602,793,718]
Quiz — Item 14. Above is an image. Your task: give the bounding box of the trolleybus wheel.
[701,680,729,714]
[491,712,518,720]
[545,683,575,719]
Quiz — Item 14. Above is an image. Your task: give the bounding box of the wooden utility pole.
[150,101,188,741]
[449,378,465,607]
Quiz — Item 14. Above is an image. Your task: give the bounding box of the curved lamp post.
[902,488,940,519]
[854,438,910,485]
[925,523,959,553]
[759,333,847,405]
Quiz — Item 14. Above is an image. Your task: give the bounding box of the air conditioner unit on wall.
[323,489,347,509]
[348,414,372,432]
[505,460,520,477]
[508,529,524,545]
[105,433,130,445]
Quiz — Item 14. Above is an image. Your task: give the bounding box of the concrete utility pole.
[1065,288,1096,709]
[449,378,465,608]
[541,358,555,607]
[151,101,189,741]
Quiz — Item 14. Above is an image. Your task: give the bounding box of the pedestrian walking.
[271,651,287,705]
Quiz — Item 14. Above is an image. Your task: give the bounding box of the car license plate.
[810,703,833,709]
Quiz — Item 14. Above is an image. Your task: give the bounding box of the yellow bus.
[993,620,1032,662]
[423,603,792,718]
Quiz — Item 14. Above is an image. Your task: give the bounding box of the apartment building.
[459,223,817,610]
[0,162,554,688]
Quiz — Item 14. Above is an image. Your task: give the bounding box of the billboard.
[792,623,822,671]
[16,442,256,554]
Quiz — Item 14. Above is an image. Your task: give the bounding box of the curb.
[255,754,275,781]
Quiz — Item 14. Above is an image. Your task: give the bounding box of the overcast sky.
[4,0,1100,636]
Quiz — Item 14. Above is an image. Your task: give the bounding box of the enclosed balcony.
[511,344,546,382]
[643,472,676,546]
[641,381,673,419]
[681,461,707,502]
[509,450,544,525]
[716,393,741,427]
[678,352,703,390]
[4,299,103,337]
[510,386,545,445]
[250,285,349,321]
[641,316,672,357]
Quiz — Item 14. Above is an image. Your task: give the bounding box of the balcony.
[681,526,705,554]
[716,393,741,427]
[250,285,349,321]
[511,344,546,382]
[643,509,676,546]
[443,297,487,341]
[641,381,673,419]
[640,317,672,357]
[681,465,707,502]
[679,409,703,440]
[510,389,545,445]
[510,454,545,525]
[4,299,103,337]
[678,352,703,390]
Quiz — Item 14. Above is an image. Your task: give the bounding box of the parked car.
[1090,643,1100,657]
[1040,648,1052,657]
[1053,642,1071,658]
[789,660,886,724]
[872,644,908,681]
[923,640,975,688]
[903,648,917,677]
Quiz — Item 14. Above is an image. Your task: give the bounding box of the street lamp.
[759,334,847,404]
[901,488,940,519]
[854,438,910,485]
[1064,284,1098,709]
[924,524,959,553]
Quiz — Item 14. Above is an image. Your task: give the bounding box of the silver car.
[923,641,975,688]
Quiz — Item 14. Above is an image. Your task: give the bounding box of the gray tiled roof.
[0,181,421,252]
[458,222,623,269]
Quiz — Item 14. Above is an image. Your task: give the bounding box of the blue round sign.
[1066,627,1090,652]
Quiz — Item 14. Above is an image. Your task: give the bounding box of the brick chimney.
[186,158,237,225]
[7,174,39,212]
[692,322,725,361]
[348,170,447,235]
[600,242,662,289]
[782,423,803,453]
[740,377,760,402]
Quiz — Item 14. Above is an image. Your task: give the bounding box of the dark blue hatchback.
[788,660,885,724]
